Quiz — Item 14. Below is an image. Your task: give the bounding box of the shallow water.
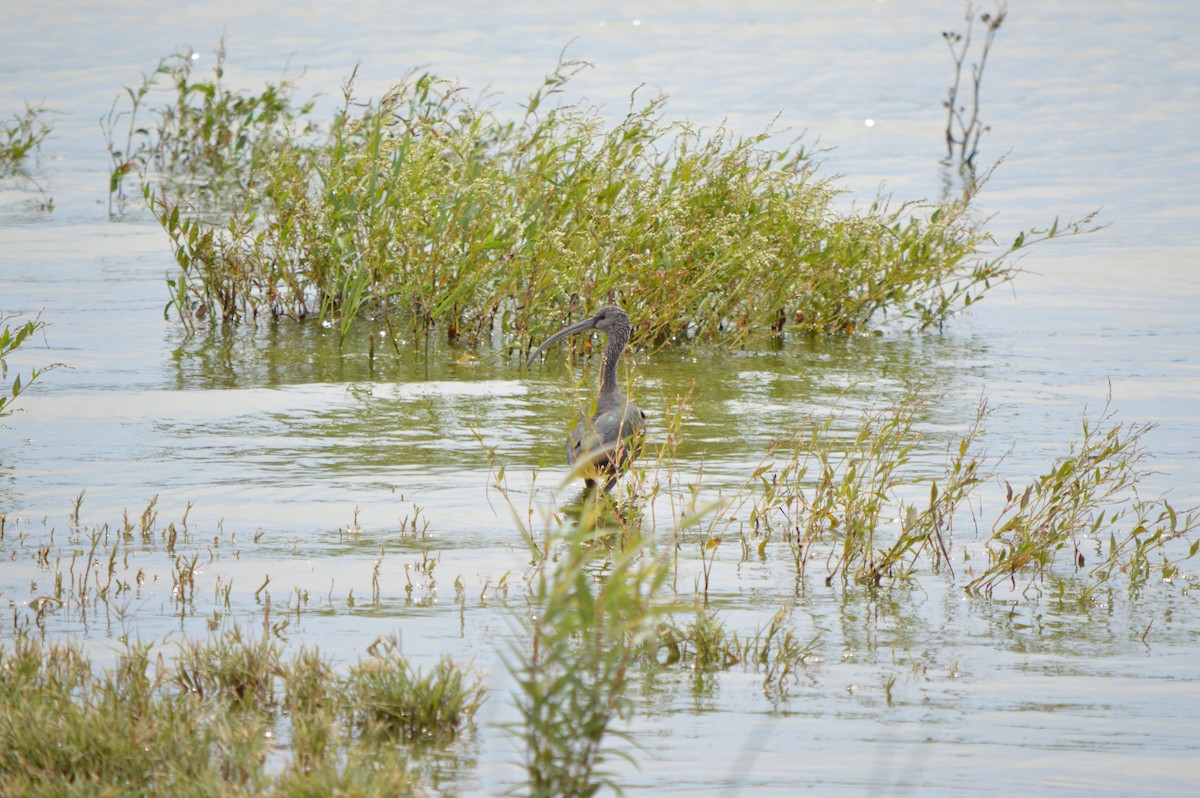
[3,1,1200,795]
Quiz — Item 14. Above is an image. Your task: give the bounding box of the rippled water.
[3,1,1199,794]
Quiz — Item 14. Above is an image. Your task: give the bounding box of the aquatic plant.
[0,312,55,420]
[2,396,1196,796]
[714,386,989,587]
[127,47,1096,345]
[675,384,1197,599]
[345,633,484,745]
[966,401,1200,597]
[0,627,478,795]
[0,103,51,170]
[942,2,1007,168]
[103,38,313,212]
[175,624,283,707]
[654,603,819,697]
[508,497,670,797]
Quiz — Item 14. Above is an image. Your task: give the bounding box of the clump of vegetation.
[0,103,52,170]
[777,388,989,586]
[655,604,819,696]
[346,634,484,745]
[0,627,480,795]
[966,401,1200,597]
[942,2,1008,168]
[691,387,990,588]
[672,387,1197,598]
[175,624,283,706]
[115,46,1096,345]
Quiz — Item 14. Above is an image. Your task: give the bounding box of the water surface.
[2,1,1199,794]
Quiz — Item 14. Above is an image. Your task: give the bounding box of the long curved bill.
[525,317,597,366]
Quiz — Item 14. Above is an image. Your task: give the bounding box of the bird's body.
[526,305,646,489]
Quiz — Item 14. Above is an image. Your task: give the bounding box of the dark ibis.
[526,305,646,488]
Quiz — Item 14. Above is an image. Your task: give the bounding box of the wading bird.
[526,305,646,489]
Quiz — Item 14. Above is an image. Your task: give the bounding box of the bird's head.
[591,305,631,337]
[526,305,633,367]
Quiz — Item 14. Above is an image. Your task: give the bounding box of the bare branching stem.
[943,3,1007,168]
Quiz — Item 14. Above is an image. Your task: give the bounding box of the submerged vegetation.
[108,44,1097,346]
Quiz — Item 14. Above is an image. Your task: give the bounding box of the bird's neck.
[599,337,622,397]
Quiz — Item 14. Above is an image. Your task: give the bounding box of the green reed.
[120,46,1099,345]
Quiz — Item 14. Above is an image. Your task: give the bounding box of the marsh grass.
[636,384,1196,599]
[655,603,819,697]
[2,380,1196,793]
[175,624,282,706]
[758,392,1198,597]
[0,625,480,796]
[487,365,1196,748]
[680,386,990,588]
[119,46,1099,344]
[346,633,484,746]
